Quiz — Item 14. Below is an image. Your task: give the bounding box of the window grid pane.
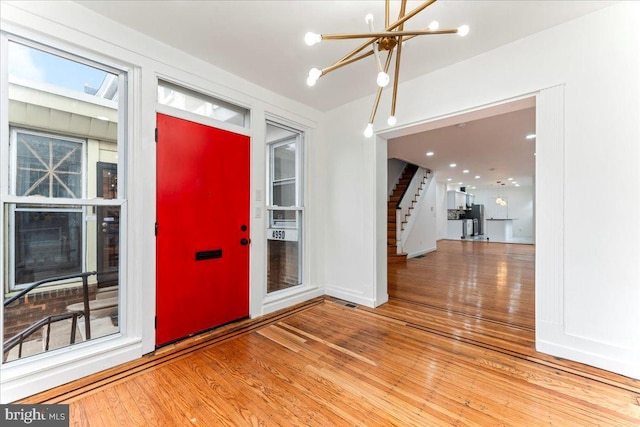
[15,132,83,199]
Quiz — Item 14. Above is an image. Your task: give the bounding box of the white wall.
[472,186,534,239]
[435,179,449,240]
[320,2,640,378]
[387,158,406,196]
[402,177,437,258]
[0,0,324,401]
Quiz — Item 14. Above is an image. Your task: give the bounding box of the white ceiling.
[388,97,536,189]
[74,0,613,188]
[76,0,613,112]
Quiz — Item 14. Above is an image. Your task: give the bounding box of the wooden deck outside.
[19,240,640,426]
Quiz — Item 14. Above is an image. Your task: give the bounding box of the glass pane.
[3,204,120,363]
[267,210,302,293]
[270,209,296,228]
[273,143,295,180]
[158,81,249,127]
[16,132,82,198]
[14,208,82,285]
[97,162,118,199]
[272,181,295,207]
[8,42,114,101]
[267,240,300,293]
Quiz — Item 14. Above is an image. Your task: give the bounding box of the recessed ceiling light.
[458,182,463,185]
[474,175,480,179]
[515,184,520,187]
[463,169,469,174]
[526,134,536,140]
[471,186,476,189]
[426,151,434,156]
[508,177,513,181]
[447,178,452,181]
[450,163,456,168]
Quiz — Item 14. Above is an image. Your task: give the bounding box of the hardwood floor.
[19,240,640,426]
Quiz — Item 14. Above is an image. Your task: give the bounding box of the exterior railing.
[3,271,97,362]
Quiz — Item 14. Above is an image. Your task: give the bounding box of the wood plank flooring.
[19,240,640,426]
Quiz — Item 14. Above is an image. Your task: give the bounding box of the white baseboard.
[407,246,437,259]
[324,285,376,308]
[261,287,324,316]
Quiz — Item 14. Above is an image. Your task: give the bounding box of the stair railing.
[3,271,97,362]
[396,167,430,254]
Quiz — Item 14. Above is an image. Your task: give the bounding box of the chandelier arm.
[321,29,457,41]
[332,0,435,66]
[390,38,403,118]
[388,0,436,32]
[321,50,374,76]
[389,0,407,119]
[385,0,390,28]
[368,50,394,124]
[368,13,384,74]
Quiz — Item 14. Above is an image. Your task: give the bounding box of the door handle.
[240,238,250,246]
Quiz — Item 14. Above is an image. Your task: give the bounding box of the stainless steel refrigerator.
[470,204,485,236]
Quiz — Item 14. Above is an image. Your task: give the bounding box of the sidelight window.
[266,121,304,293]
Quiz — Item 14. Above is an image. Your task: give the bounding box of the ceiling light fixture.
[304,0,469,137]
[450,163,456,168]
[463,169,469,173]
[526,134,536,140]
[426,151,434,156]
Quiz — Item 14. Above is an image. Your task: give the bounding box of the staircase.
[388,164,418,263]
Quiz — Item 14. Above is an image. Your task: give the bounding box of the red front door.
[156,113,250,346]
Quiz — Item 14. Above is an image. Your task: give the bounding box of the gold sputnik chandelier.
[304,0,469,137]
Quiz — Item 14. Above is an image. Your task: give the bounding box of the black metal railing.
[3,271,97,362]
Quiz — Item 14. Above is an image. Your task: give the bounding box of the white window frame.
[1,32,129,341]
[265,121,304,293]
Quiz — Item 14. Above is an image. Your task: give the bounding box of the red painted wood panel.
[156,113,250,346]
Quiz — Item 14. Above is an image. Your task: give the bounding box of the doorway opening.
[384,96,537,345]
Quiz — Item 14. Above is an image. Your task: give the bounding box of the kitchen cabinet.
[447,191,467,209]
[486,219,514,242]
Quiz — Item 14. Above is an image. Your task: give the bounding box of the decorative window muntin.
[13,129,85,199]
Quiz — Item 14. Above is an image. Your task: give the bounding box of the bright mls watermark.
[1,405,69,426]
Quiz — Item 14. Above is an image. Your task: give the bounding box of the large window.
[266,121,303,293]
[2,37,126,362]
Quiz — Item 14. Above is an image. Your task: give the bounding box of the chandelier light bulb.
[306,68,322,86]
[364,123,374,138]
[304,32,322,46]
[387,116,397,126]
[376,71,390,87]
[308,67,322,79]
[365,13,374,24]
[457,25,470,37]
[428,21,439,31]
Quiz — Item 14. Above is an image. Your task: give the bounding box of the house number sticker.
[272,230,286,240]
[266,228,298,242]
